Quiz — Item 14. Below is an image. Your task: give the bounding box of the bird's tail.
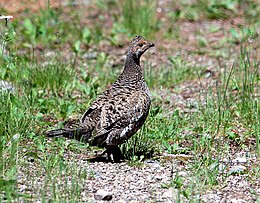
[46,127,92,143]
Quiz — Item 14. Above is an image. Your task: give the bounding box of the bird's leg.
[104,146,123,163]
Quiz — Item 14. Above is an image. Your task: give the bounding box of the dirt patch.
[1,0,63,13]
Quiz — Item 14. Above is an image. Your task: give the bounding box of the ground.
[0,0,259,202]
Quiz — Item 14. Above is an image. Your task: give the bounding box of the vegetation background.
[0,0,259,202]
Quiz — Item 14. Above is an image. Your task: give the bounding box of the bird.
[46,36,154,162]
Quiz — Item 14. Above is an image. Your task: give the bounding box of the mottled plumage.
[46,36,154,162]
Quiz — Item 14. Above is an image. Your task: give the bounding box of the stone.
[229,198,247,203]
[154,175,163,180]
[178,171,188,176]
[94,189,113,201]
[233,157,247,163]
[162,187,180,202]
[229,165,247,174]
[0,80,15,93]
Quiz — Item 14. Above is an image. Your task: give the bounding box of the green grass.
[121,0,159,36]
[0,0,259,201]
[0,92,32,200]
[168,0,258,21]
[162,44,259,198]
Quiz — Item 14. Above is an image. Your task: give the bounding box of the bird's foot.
[87,147,124,163]
[103,146,124,163]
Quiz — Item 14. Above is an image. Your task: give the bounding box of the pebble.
[162,187,180,202]
[154,175,163,180]
[229,165,247,174]
[229,198,248,203]
[233,157,247,163]
[94,189,113,201]
[0,80,15,93]
[178,171,188,176]
[83,52,97,59]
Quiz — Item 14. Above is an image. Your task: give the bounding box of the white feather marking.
[120,124,133,138]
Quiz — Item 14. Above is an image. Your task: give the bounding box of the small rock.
[222,158,230,163]
[218,163,226,172]
[154,175,163,180]
[201,69,215,78]
[162,187,179,201]
[19,184,27,192]
[83,52,97,59]
[0,80,15,93]
[178,171,188,176]
[210,162,226,173]
[94,189,113,201]
[229,198,247,203]
[229,165,247,174]
[125,176,135,183]
[117,200,127,203]
[233,157,247,163]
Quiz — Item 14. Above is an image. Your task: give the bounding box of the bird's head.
[128,36,154,59]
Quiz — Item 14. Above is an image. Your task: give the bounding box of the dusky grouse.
[46,36,154,162]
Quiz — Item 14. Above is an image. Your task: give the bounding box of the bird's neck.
[115,53,147,90]
[122,53,142,76]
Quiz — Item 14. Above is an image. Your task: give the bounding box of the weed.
[145,55,204,88]
[168,0,239,21]
[0,92,33,201]
[122,0,159,36]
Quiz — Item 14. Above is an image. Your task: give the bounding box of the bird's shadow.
[86,156,124,163]
[87,156,110,163]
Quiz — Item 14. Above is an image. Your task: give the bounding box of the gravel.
[83,159,175,202]
[15,146,259,203]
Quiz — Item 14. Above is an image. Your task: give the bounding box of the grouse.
[46,36,154,162]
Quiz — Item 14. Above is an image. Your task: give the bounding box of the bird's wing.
[90,90,151,146]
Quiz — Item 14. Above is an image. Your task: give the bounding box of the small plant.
[145,56,203,88]
[0,92,33,201]
[0,17,16,73]
[122,0,159,36]
[197,0,238,19]
[23,18,37,46]
[168,0,239,21]
[121,125,155,161]
[10,60,76,95]
[22,8,61,47]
